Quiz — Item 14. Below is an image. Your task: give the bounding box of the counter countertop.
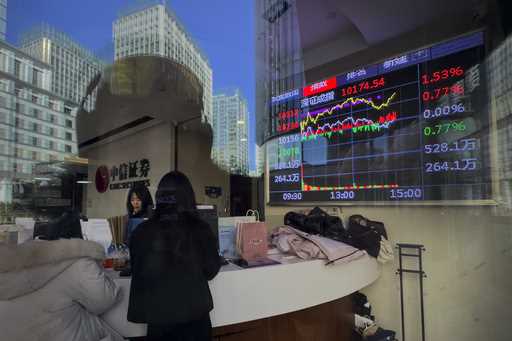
[102,254,380,338]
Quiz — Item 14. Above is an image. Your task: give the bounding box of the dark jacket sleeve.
[129,221,148,271]
[196,221,221,280]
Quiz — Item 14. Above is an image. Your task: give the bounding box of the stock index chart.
[268,31,492,204]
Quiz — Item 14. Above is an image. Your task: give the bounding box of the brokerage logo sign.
[95,159,151,193]
[95,166,110,193]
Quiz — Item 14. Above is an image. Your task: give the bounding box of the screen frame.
[265,29,500,207]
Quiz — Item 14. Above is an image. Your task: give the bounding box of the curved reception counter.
[103,255,380,340]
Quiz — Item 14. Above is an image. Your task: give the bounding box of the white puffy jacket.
[0,239,124,341]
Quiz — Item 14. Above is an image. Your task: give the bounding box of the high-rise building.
[113,1,213,124]
[487,35,512,213]
[0,39,78,200]
[212,90,249,175]
[0,0,7,41]
[255,143,264,176]
[19,24,105,112]
[249,143,265,177]
[255,0,304,145]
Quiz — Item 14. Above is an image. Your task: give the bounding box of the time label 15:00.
[390,188,422,199]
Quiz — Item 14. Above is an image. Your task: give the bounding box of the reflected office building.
[487,34,512,213]
[113,0,213,124]
[0,39,78,205]
[255,0,304,145]
[0,0,6,41]
[19,24,105,113]
[212,89,250,176]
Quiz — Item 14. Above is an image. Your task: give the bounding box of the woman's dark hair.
[126,184,154,217]
[154,171,197,220]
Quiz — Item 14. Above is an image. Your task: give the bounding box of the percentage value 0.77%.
[424,121,466,136]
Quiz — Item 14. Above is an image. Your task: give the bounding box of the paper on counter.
[82,219,112,253]
[15,218,35,244]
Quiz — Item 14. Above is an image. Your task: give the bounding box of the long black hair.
[154,171,197,221]
[126,184,154,218]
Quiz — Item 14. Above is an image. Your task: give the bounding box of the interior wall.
[264,206,511,341]
[82,122,173,218]
[176,126,231,214]
[82,121,230,219]
[303,13,478,82]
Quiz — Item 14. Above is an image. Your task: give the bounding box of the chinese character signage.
[95,158,151,193]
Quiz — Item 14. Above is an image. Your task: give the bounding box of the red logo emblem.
[95,166,110,193]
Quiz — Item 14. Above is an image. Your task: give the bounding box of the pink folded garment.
[271,226,366,265]
[272,226,323,260]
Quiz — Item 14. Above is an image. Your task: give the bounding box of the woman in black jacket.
[127,171,221,341]
[124,184,153,245]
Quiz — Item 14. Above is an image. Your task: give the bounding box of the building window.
[32,95,38,104]
[32,151,38,161]
[32,137,38,146]
[65,119,72,128]
[14,60,21,78]
[65,145,72,153]
[33,123,39,132]
[49,127,54,136]
[49,114,55,123]
[33,69,41,86]
[65,132,72,141]
[49,140,55,150]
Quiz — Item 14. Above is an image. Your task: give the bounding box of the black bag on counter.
[284,207,348,242]
[347,215,388,257]
[284,211,308,231]
[33,210,83,240]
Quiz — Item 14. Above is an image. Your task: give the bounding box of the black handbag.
[284,211,308,231]
[347,215,387,257]
[284,207,348,242]
[306,207,348,242]
[33,210,83,240]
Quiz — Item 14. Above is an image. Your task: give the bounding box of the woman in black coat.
[127,171,221,341]
[124,184,153,245]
